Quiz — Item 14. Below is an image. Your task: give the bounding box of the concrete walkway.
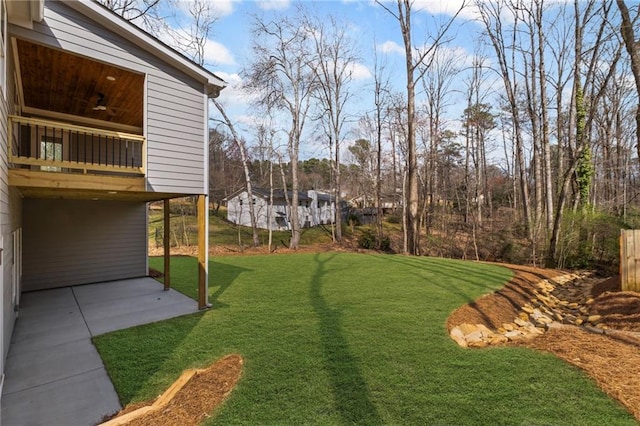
[1,277,199,426]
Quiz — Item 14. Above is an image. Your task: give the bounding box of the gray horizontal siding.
[147,86,203,110]
[143,141,203,157]
[0,73,13,372]
[146,154,205,169]
[11,1,208,195]
[22,199,147,291]
[146,125,203,143]
[145,107,204,130]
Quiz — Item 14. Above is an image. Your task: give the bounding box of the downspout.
[202,92,211,308]
[202,83,223,307]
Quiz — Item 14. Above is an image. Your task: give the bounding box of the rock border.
[449,272,610,348]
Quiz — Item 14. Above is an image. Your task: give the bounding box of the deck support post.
[198,194,209,309]
[163,199,171,291]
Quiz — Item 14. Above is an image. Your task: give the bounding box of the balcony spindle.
[43,125,47,161]
[8,116,144,175]
[16,122,21,157]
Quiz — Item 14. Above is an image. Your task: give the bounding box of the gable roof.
[225,187,312,202]
[63,0,226,98]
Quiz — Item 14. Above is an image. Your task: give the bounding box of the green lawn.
[94,253,636,425]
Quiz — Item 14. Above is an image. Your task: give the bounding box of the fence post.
[621,229,640,292]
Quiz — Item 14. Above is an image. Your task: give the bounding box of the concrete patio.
[1,277,200,426]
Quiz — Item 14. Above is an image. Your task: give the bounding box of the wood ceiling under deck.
[15,39,144,130]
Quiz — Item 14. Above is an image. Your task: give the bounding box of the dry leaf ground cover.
[95,254,637,425]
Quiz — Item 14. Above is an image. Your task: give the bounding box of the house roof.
[313,192,334,202]
[225,187,312,202]
[64,0,226,98]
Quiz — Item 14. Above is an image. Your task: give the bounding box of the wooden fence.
[620,229,640,292]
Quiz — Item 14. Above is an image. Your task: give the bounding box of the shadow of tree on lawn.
[208,260,251,308]
[310,253,382,425]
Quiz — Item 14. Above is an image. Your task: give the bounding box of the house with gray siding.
[0,0,224,404]
[226,188,337,230]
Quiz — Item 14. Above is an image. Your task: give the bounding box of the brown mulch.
[447,265,640,421]
[107,354,243,426]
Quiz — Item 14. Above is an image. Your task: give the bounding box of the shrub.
[358,229,391,251]
[347,213,361,227]
[556,208,622,274]
[386,213,402,224]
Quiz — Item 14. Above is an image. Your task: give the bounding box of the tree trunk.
[399,1,421,255]
[536,3,554,232]
[616,0,640,160]
[213,99,260,247]
[289,129,301,249]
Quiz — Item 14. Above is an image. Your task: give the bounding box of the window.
[40,136,63,172]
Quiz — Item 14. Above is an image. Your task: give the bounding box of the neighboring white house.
[309,190,336,226]
[225,188,337,230]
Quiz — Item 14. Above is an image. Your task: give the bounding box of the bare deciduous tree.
[477,0,532,241]
[244,10,317,249]
[377,0,465,255]
[616,0,640,159]
[181,0,260,247]
[97,0,162,34]
[305,13,357,244]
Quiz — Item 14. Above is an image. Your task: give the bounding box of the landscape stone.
[588,315,602,323]
[458,323,479,335]
[502,323,515,331]
[449,328,468,348]
[467,339,488,348]
[514,318,533,327]
[488,334,508,345]
[449,270,609,349]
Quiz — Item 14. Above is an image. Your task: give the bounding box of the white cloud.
[378,40,404,55]
[159,28,236,66]
[256,0,290,11]
[174,0,237,18]
[153,25,235,66]
[349,62,373,80]
[208,0,235,17]
[203,39,236,66]
[215,72,257,109]
[413,0,480,20]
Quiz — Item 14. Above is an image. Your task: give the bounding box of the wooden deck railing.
[8,115,145,175]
